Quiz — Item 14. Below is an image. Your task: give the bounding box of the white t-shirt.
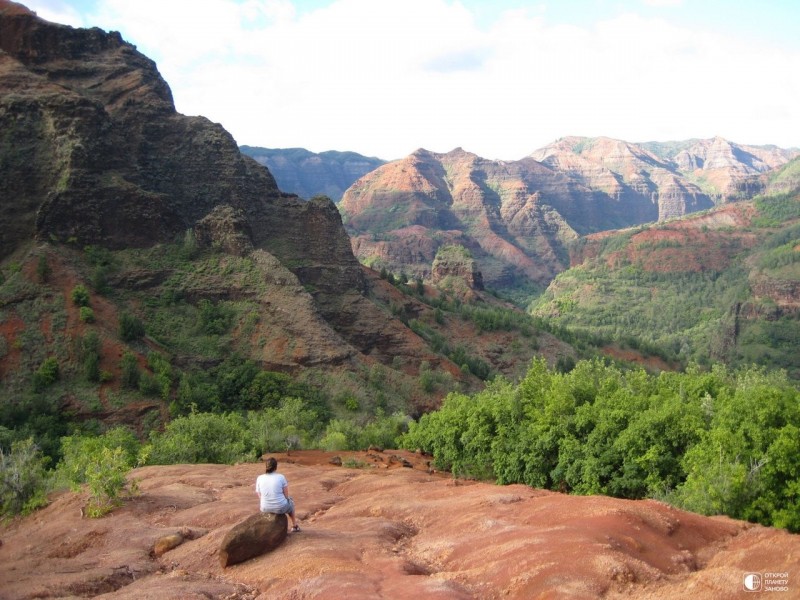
[255,472,289,513]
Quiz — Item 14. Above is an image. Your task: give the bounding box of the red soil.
[1,450,796,600]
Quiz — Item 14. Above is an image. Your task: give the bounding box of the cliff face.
[672,136,797,200]
[530,136,716,221]
[0,0,275,255]
[240,146,385,202]
[342,138,795,296]
[0,1,452,381]
[340,148,580,292]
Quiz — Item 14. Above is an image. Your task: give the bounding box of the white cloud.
[642,0,684,7]
[19,0,800,159]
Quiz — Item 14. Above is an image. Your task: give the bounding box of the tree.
[0,438,50,517]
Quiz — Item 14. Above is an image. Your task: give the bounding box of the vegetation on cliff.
[531,188,800,379]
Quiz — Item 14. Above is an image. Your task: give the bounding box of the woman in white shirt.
[255,457,300,532]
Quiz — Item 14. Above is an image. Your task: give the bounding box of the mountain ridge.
[240,146,385,202]
[339,138,797,297]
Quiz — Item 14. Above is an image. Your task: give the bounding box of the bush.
[79,306,95,323]
[198,299,234,335]
[36,255,51,283]
[32,357,59,392]
[248,397,322,454]
[119,312,145,341]
[79,331,102,382]
[120,352,140,389]
[0,438,50,517]
[70,285,90,307]
[146,411,254,464]
[55,428,140,498]
[400,359,800,531]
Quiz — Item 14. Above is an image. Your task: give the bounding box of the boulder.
[219,512,288,568]
[152,533,184,558]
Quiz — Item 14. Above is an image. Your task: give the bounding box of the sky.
[21,0,800,160]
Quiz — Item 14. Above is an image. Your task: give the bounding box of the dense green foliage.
[401,358,800,531]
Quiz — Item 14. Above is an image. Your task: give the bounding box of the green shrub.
[400,359,800,531]
[146,411,254,465]
[119,313,145,341]
[79,306,95,323]
[36,255,51,283]
[320,431,349,451]
[79,331,102,382]
[32,357,59,391]
[56,427,140,489]
[84,447,135,517]
[0,438,50,517]
[70,285,90,307]
[120,352,140,389]
[197,299,234,335]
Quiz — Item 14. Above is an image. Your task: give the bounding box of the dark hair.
[265,457,277,473]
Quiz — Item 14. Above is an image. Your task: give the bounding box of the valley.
[1,2,799,597]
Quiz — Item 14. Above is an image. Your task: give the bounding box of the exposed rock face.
[749,276,800,316]
[219,512,288,567]
[765,156,800,196]
[0,1,365,296]
[1,455,798,599]
[341,148,581,292]
[193,205,254,257]
[240,146,385,201]
[531,136,716,221]
[671,136,797,200]
[342,139,795,295]
[0,2,461,381]
[430,245,484,292]
[0,0,282,255]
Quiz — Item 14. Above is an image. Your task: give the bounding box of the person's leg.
[287,498,299,530]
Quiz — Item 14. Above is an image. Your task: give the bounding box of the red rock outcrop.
[531,136,716,221]
[1,453,798,599]
[673,136,797,200]
[341,148,581,292]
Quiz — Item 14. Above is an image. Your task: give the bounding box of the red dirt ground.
[1,450,797,600]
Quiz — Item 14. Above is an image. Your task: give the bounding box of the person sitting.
[255,457,300,532]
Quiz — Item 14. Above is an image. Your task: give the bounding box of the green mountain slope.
[531,173,800,378]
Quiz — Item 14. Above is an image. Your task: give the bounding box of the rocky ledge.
[1,451,797,600]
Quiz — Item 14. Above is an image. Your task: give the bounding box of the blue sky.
[22,0,800,160]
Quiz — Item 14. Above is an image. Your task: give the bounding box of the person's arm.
[283,484,290,500]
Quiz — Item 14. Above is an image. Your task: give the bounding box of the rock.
[193,205,254,257]
[152,533,184,558]
[430,244,484,292]
[329,456,343,466]
[219,512,288,568]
